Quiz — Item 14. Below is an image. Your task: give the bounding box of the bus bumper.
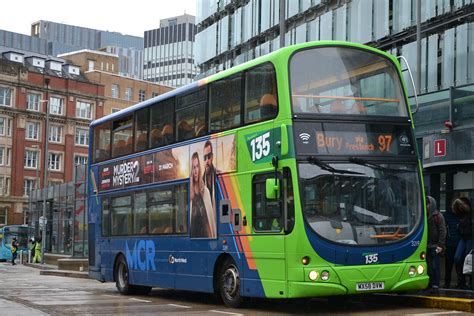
[288,281,348,297]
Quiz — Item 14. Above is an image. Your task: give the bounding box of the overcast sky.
[1,0,196,37]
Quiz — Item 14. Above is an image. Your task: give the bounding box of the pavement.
[22,262,474,313]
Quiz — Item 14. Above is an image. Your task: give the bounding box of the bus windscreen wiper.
[348,157,409,173]
[307,156,362,175]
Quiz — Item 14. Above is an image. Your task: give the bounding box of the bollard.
[28,249,31,263]
[19,251,23,264]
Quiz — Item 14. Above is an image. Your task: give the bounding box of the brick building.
[59,50,173,115]
[0,48,105,225]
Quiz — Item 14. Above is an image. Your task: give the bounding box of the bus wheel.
[219,258,243,308]
[115,256,132,295]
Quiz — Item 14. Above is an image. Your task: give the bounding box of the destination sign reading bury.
[294,122,414,156]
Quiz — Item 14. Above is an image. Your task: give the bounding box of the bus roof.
[90,41,394,128]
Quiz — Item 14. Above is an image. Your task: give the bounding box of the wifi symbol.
[299,133,311,143]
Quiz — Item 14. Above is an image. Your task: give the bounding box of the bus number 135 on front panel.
[250,132,271,162]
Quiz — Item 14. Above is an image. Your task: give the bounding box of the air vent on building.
[26,56,46,69]
[2,52,24,64]
[63,64,80,75]
[46,60,62,72]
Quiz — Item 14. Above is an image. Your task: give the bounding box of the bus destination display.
[294,122,414,156]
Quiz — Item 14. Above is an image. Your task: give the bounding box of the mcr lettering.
[113,161,140,186]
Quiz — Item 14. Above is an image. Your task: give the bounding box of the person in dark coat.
[426,196,447,289]
[452,197,472,289]
[444,204,461,288]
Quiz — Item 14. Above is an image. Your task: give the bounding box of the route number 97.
[250,132,270,162]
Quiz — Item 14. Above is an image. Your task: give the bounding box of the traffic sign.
[434,139,446,157]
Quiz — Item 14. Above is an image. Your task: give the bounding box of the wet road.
[0,263,470,315]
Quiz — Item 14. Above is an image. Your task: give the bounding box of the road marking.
[129,298,151,303]
[208,310,244,316]
[167,303,192,309]
[102,294,119,298]
[406,311,464,316]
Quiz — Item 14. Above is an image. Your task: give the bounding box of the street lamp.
[41,78,50,264]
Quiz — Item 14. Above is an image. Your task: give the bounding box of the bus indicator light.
[302,256,310,265]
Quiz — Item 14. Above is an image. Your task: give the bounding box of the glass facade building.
[196,0,474,287]
[143,14,199,88]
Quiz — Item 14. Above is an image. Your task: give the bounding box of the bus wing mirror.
[280,124,289,156]
[397,55,419,115]
[266,178,280,200]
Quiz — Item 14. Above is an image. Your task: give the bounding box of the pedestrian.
[426,196,446,290]
[452,197,472,289]
[444,202,461,288]
[11,236,19,265]
[33,236,42,264]
[29,237,36,262]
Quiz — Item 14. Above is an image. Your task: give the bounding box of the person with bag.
[452,197,472,289]
[10,236,19,265]
[426,196,447,289]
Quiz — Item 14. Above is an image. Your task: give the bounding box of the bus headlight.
[309,270,318,281]
[417,265,424,275]
[420,252,426,260]
[302,256,310,265]
[321,271,330,281]
[408,266,416,277]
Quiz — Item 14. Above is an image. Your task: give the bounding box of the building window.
[0,177,11,196]
[152,92,159,98]
[0,87,12,107]
[49,97,64,115]
[111,108,121,113]
[0,147,9,166]
[76,101,93,119]
[49,125,63,143]
[139,89,146,102]
[26,122,40,140]
[74,155,88,166]
[48,153,62,171]
[88,60,95,71]
[23,179,37,196]
[125,88,133,101]
[111,84,119,98]
[0,207,6,225]
[24,150,39,169]
[75,128,89,146]
[27,93,41,111]
[0,117,11,136]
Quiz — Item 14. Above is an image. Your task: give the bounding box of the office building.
[195,0,474,210]
[144,14,198,87]
[30,20,144,79]
[59,50,173,115]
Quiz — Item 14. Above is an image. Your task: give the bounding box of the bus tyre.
[115,256,132,295]
[219,258,243,308]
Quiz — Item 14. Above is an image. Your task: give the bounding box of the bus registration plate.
[356,282,384,291]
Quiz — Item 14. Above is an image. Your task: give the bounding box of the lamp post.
[41,78,50,264]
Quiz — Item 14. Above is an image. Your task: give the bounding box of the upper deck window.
[112,116,133,158]
[244,63,278,124]
[290,46,407,117]
[93,122,111,162]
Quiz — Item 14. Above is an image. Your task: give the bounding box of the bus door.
[250,172,287,296]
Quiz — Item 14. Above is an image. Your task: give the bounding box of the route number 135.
[250,132,270,161]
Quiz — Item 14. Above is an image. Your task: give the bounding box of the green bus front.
[280,43,427,296]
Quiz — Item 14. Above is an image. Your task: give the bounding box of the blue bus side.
[88,165,266,297]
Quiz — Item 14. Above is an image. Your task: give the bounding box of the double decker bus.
[0,225,32,261]
[88,41,427,307]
